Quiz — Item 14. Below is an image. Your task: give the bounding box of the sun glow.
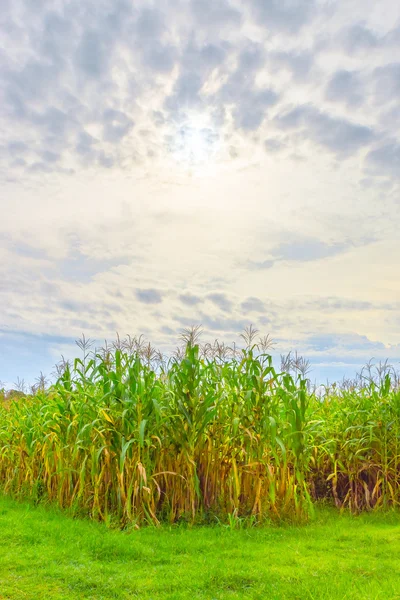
[170,114,220,170]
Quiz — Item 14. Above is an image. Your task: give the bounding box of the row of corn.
[1,341,399,525]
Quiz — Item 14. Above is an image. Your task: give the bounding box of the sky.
[1,0,400,387]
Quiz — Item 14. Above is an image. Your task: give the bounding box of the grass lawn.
[0,497,400,599]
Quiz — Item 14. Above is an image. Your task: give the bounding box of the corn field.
[1,330,399,526]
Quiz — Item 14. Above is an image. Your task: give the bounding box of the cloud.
[1,0,400,388]
[190,0,242,29]
[201,315,248,333]
[337,21,400,57]
[175,313,248,334]
[162,38,230,125]
[1,0,396,179]
[302,297,374,312]
[325,70,364,107]
[386,26,400,46]
[218,43,279,131]
[102,109,134,143]
[271,238,348,262]
[249,0,316,34]
[250,236,351,269]
[7,141,28,155]
[269,51,314,82]
[56,252,131,283]
[264,138,286,153]
[275,105,375,156]
[241,297,266,313]
[233,88,279,131]
[133,7,178,74]
[340,23,380,55]
[251,259,276,270]
[141,43,177,74]
[207,293,232,312]
[304,333,386,353]
[374,63,400,105]
[136,289,164,304]
[135,7,166,39]
[365,141,400,179]
[164,72,205,116]
[179,293,202,306]
[75,131,98,156]
[75,30,109,78]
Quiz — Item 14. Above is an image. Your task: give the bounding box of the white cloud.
[1,0,400,384]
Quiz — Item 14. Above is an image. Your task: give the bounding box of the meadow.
[1,328,399,526]
[1,496,400,599]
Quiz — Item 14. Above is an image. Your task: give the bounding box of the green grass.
[1,497,400,600]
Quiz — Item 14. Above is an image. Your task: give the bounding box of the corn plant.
[0,332,399,527]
